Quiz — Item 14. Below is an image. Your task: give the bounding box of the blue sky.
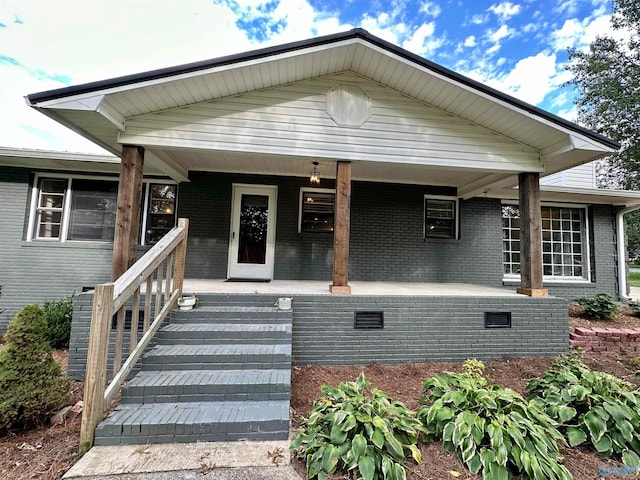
[0,0,616,154]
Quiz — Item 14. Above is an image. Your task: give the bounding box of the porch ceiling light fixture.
[309,161,320,185]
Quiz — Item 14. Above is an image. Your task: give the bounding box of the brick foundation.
[569,327,640,353]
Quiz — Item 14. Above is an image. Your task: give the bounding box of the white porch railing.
[79,218,189,455]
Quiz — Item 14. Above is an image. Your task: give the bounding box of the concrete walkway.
[630,286,640,301]
[63,441,302,480]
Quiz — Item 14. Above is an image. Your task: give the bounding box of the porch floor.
[181,280,523,297]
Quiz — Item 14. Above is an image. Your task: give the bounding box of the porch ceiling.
[156,148,510,192]
[26,29,618,193]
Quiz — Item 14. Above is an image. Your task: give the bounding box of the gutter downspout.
[616,205,640,300]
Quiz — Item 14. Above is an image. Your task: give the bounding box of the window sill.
[22,241,152,251]
[424,237,459,244]
[503,276,592,286]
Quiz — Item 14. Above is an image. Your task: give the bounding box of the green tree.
[567,0,640,189]
[567,0,640,260]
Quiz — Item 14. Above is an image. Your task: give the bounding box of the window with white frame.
[502,204,589,279]
[424,195,458,239]
[29,174,177,245]
[299,188,335,233]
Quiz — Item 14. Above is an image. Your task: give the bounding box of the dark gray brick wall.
[291,295,569,365]
[180,172,336,280]
[0,167,623,332]
[68,292,568,379]
[179,173,504,284]
[68,292,157,381]
[0,167,114,330]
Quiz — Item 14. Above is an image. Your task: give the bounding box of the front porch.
[180,279,524,297]
[69,280,568,381]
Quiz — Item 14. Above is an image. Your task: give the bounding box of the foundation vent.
[354,311,384,329]
[484,312,512,328]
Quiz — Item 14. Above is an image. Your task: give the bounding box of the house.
[7,28,640,448]
[2,28,640,354]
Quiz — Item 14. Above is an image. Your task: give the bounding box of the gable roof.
[27,28,617,150]
[26,29,618,195]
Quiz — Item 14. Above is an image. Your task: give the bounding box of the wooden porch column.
[111,145,145,281]
[330,161,352,294]
[517,172,548,297]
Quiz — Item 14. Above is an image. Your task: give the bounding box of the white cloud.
[420,1,441,18]
[487,52,560,105]
[488,24,514,43]
[464,35,477,47]
[551,14,615,52]
[471,13,489,25]
[553,0,579,16]
[402,23,444,57]
[489,2,521,21]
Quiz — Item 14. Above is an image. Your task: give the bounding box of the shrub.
[418,360,572,480]
[526,352,640,466]
[629,301,640,317]
[290,372,424,480]
[575,293,619,320]
[0,305,71,434]
[42,295,74,348]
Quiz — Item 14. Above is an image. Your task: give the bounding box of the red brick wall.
[570,327,640,353]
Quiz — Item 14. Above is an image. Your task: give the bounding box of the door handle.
[232,231,235,240]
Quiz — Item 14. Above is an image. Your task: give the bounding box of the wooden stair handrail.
[79,218,189,455]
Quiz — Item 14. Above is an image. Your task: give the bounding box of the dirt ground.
[0,303,639,479]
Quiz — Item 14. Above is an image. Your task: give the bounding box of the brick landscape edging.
[569,327,640,353]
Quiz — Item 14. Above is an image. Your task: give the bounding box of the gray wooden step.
[121,369,291,403]
[158,323,291,344]
[94,400,290,445]
[95,300,293,445]
[170,306,291,324]
[141,344,291,370]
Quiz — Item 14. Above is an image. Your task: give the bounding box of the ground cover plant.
[575,293,619,320]
[526,351,640,466]
[291,372,424,480]
[417,360,572,480]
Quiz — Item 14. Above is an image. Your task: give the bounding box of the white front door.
[227,184,277,280]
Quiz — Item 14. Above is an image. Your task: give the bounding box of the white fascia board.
[541,186,640,206]
[541,134,615,162]
[493,185,640,207]
[0,146,118,163]
[458,173,518,199]
[27,93,126,131]
[96,101,126,131]
[144,150,190,183]
[26,93,104,110]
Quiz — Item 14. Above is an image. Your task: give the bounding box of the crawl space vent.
[484,312,512,329]
[354,311,384,329]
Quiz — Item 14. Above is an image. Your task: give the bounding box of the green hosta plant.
[526,352,640,466]
[575,293,619,320]
[290,372,424,480]
[418,360,572,480]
